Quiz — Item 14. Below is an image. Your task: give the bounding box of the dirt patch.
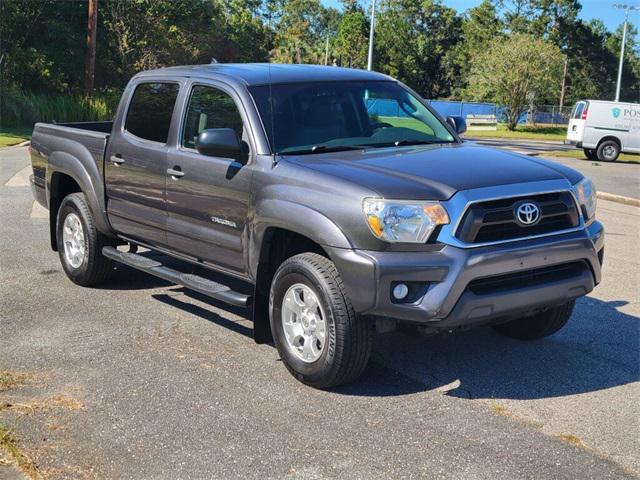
[0,372,30,392]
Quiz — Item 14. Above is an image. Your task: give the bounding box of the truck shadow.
[337,296,639,399]
[102,265,638,400]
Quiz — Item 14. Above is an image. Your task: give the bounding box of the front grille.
[455,192,579,244]
[467,261,588,296]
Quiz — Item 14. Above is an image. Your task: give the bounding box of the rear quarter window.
[125,82,180,143]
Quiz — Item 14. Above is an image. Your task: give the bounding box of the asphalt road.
[1,146,639,479]
[466,137,574,155]
[466,137,640,199]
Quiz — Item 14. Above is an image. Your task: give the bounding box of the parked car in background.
[30,64,604,388]
[566,100,640,161]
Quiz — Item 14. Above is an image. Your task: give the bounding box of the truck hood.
[284,142,580,200]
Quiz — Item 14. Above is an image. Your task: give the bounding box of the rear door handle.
[167,167,184,179]
[110,154,125,165]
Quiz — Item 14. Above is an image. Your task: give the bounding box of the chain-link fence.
[523,105,573,126]
[426,100,574,127]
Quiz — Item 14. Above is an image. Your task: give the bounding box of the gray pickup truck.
[30,64,604,388]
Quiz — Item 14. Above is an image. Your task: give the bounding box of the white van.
[566,100,640,161]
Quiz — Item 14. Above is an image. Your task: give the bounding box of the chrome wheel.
[62,212,86,268]
[281,283,327,363]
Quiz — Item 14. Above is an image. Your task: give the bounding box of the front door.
[106,81,180,247]
[166,83,253,274]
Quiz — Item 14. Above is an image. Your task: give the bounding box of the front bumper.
[328,220,604,329]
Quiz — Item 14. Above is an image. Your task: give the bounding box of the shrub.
[0,87,120,129]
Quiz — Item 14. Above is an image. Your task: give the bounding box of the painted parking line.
[31,200,48,219]
[4,166,31,187]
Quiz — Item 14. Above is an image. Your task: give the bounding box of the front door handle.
[110,154,125,166]
[167,167,184,179]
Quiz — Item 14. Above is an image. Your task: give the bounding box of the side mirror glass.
[196,128,241,158]
[446,116,467,135]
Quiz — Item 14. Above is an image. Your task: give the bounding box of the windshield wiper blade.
[280,144,366,155]
[359,139,453,148]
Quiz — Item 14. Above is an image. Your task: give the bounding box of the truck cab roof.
[134,63,393,87]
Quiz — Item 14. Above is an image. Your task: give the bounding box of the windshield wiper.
[359,139,454,148]
[279,144,366,155]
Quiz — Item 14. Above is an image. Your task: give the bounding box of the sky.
[320,0,639,33]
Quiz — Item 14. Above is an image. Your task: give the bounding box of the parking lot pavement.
[1,147,638,479]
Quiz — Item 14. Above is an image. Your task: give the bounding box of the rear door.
[106,81,180,247]
[567,101,587,144]
[165,81,254,274]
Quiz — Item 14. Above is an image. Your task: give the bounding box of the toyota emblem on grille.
[515,202,541,226]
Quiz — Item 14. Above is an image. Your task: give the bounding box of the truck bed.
[31,121,113,188]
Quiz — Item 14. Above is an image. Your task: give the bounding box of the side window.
[182,86,244,149]
[125,83,179,143]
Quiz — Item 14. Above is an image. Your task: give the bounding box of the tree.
[607,22,640,102]
[223,0,271,62]
[452,0,503,95]
[375,0,462,98]
[333,10,369,68]
[270,0,332,64]
[465,33,564,130]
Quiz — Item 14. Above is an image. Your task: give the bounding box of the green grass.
[1,86,118,130]
[463,124,567,141]
[0,128,31,147]
[541,149,640,163]
[378,116,567,141]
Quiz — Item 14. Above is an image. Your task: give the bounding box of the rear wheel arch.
[46,151,115,249]
[597,135,621,149]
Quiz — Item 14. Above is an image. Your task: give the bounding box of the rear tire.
[269,253,373,389]
[492,301,574,340]
[583,148,598,160]
[596,140,620,162]
[57,193,115,286]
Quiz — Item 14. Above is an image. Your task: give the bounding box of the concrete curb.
[0,140,30,150]
[597,191,640,208]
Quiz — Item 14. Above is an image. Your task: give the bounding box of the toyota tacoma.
[30,64,604,388]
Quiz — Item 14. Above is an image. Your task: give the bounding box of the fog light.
[392,283,409,300]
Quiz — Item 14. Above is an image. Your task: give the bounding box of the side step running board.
[102,246,251,308]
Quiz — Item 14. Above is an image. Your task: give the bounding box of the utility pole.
[84,0,98,97]
[324,36,330,66]
[367,0,376,71]
[613,4,638,102]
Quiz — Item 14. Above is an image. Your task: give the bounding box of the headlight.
[362,198,449,243]
[574,177,597,223]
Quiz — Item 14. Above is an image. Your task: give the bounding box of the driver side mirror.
[446,116,467,135]
[196,128,241,158]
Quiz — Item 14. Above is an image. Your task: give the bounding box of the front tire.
[492,301,575,340]
[269,253,373,389]
[57,193,115,286]
[596,140,620,162]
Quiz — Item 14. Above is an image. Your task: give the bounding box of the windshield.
[249,81,456,154]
